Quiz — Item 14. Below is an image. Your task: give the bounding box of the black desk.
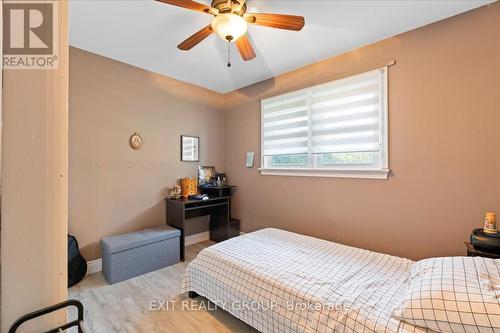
[166,196,232,261]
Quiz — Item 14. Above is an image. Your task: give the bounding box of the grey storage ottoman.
[101,225,180,284]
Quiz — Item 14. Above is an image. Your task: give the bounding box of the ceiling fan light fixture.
[211,13,248,42]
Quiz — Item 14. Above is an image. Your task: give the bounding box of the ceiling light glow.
[211,13,248,42]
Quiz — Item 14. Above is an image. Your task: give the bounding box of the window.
[260,68,389,179]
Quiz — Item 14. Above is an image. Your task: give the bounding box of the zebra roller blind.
[261,67,388,170]
[261,90,310,156]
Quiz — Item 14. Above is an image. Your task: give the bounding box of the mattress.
[182,228,432,333]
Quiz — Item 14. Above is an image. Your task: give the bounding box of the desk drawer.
[185,202,228,219]
[184,198,228,210]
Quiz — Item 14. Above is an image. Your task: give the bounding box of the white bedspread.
[182,228,432,333]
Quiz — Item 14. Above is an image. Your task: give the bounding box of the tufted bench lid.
[101,225,180,255]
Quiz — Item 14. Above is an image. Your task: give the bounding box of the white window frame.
[259,68,390,180]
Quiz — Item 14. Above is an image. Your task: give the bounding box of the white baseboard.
[185,231,210,246]
[86,258,102,276]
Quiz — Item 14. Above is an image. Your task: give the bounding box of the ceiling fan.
[155,0,305,66]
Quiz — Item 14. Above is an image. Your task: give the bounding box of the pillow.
[393,256,500,333]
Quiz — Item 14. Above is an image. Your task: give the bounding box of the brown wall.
[223,3,500,260]
[69,47,224,260]
[70,3,500,262]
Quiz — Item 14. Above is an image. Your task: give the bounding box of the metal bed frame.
[9,299,85,333]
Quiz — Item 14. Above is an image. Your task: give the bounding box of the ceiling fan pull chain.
[227,40,232,68]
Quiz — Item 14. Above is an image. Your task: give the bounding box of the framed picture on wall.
[181,135,199,162]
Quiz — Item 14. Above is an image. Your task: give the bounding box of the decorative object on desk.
[129,132,143,150]
[181,177,198,198]
[168,185,182,199]
[484,212,497,234]
[198,166,216,186]
[181,135,199,162]
[246,152,254,168]
[215,171,226,186]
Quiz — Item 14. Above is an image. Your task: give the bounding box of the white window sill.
[258,168,390,179]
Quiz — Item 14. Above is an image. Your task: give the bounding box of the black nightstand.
[465,242,500,259]
[466,228,500,259]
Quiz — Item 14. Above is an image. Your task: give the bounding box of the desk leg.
[166,200,185,262]
[209,205,229,243]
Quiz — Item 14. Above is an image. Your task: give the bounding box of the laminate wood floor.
[69,241,257,333]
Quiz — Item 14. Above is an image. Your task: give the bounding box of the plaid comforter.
[182,228,432,333]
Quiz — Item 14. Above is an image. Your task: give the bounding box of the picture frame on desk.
[198,166,216,185]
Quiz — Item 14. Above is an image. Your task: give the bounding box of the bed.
[182,228,433,333]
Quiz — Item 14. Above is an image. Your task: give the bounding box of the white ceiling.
[69,0,493,94]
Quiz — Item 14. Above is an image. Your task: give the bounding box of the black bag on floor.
[68,234,87,287]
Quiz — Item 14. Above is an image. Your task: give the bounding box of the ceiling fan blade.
[245,13,305,31]
[236,35,256,61]
[233,0,246,13]
[178,25,213,50]
[155,0,213,14]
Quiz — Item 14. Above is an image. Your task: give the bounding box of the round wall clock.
[129,132,143,150]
